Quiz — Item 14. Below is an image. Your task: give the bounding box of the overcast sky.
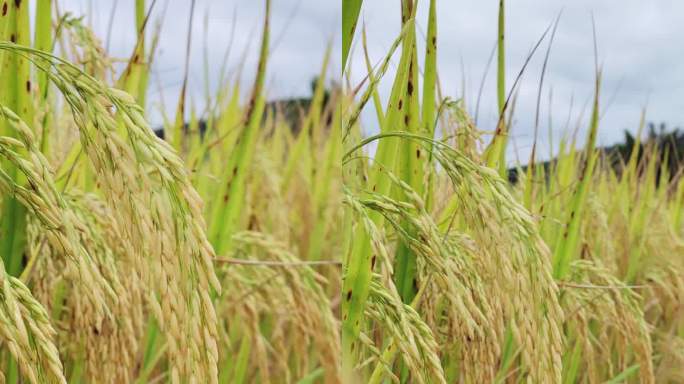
[56,0,340,126]
[53,1,684,162]
[348,0,684,162]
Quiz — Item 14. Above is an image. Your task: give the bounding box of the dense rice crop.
[342,0,684,383]
[0,0,341,382]
[0,0,681,383]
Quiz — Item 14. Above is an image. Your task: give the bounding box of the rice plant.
[0,0,341,382]
[342,0,684,383]
[0,0,681,383]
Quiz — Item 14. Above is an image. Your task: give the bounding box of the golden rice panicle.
[28,193,145,383]
[0,43,221,382]
[428,140,564,382]
[78,195,145,382]
[345,135,559,380]
[564,260,654,383]
[0,106,137,383]
[218,257,296,381]
[229,231,341,383]
[345,191,446,383]
[0,258,65,383]
[100,90,220,381]
[0,106,116,321]
[367,279,446,384]
[8,276,66,383]
[654,334,684,383]
[387,175,505,382]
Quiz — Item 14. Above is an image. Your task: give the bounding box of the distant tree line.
[509,123,684,184]
[153,77,337,139]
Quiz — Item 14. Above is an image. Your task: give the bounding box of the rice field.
[342,0,683,383]
[0,0,680,383]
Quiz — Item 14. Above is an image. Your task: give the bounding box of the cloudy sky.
[55,0,340,126]
[348,0,684,162]
[51,1,684,162]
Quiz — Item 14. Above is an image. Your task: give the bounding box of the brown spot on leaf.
[14,0,19,8]
[407,81,414,95]
[25,80,30,92]
[346,290,352,301]
[2,3,7,16]
[416,149,421,159]
[9,34,15,43]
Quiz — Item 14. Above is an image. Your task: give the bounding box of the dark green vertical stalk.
[35,0,52,153]
[341,18,415,381]
[497,0,505,115]
[394,0,421,305]
[422,0,437,139]
[117,0,151,113]
[486,0,507,175]
[0,1,32,377]
[171,0,195,151]
[0,0,33,278]
[342,0,363,72]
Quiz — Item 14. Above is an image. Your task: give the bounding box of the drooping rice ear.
[0,105,116,319]
[0,41,222,383]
